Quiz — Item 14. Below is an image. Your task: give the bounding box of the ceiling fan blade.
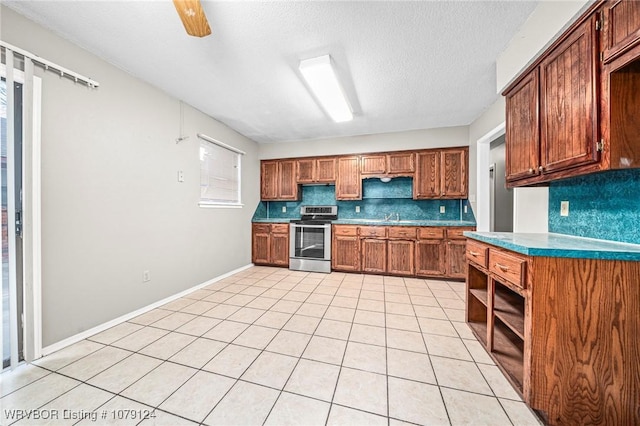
[172,0,212,37]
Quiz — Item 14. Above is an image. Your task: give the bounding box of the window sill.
[199,202,244,209]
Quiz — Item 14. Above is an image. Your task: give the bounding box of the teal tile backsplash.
[548,169,640,244]
[252,177,476,223]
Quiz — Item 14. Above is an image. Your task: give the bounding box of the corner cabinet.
[252,223,289,267]
[260,160,300,201]
[504,0,640,187]
[466,238,640,425]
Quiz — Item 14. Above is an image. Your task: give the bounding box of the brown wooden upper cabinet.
[602,0,640,63]
[296,157,336,184]
[360,152,415,176]
[335,156,362,200]
[260,159,300,201]
[414,148,468,199]
[504,14,601,186]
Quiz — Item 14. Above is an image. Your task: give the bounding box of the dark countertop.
[464,231,640,261]
[252,218,476,227]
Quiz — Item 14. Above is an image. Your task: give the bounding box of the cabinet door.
[414,151,441,199]
[446,240,467,279]
[540,17,599,174]
[278,160,299,200]
[388,152,415,174]
[332,235,361,271]
[360,154,387,175]
[415,240,446,276]
[270,232,289,266]
[441,148,468,198]
[336,156,362,200]
[252,231,271,264]
[603,0,640,62]
[387,240,414,276]
[260,161,279,200]
[505,70,541,182]
[316,158,336,182]
[296,158,316,184]
[361,239,387,273]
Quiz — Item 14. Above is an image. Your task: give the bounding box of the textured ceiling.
[5,1,538,143]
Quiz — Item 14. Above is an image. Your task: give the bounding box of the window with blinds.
[199,135,243,208]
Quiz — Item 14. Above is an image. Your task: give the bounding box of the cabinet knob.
[528,168,534,174]
[538,166,544,172]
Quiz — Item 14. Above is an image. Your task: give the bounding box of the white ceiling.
[5,0,538,144]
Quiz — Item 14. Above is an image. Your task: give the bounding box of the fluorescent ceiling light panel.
[299,55,353,123]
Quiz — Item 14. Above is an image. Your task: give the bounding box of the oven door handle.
[290,224,331,229]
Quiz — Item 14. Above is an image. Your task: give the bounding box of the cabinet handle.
[469,251,479,256]
[495,263,510,272]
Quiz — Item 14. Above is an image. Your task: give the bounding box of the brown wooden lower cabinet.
[466,239,640,425]
[332,235,361,272]
[387,240,414,275]
[361,239,387,273]
[251,223,289,267]
[446,240,467,278]
[415,240,446,276]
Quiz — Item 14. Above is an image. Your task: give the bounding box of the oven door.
[290,223,331,261]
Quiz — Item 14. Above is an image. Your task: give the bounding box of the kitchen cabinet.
[446,240,467,279]
[361,239,387,273]
[505,16,599,185]
[466,238,640,425]
[505,70,540,182]
[260,160,300,201]
[539,17,599,175]
[387,240,415,276]
[415,227,446,276]
[296,157,336,184]
[602,0,640,63]
[335,156,362,200]
[414,148,468,199]
[252,223,289,266]
[331,225,360,271]
[360,152,415,176]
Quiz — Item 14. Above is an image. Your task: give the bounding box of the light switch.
[282,206,287,213]
[355,206,360,213]
[440,206,446,214]
[560,201,569,217]
[177,171,184,182]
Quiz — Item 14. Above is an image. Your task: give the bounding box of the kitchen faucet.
[384,212,400,221]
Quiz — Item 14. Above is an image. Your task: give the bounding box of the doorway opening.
[489,136,513,232]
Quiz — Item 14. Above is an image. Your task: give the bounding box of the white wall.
[2,6,260,347]
[513,188,549,232]
[496,0,592,92]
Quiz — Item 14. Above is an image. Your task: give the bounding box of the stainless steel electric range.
[289,205,338,273]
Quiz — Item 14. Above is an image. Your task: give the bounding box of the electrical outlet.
[355,206,360,213]
[440,206,446,214]
[143,270,151,282]
[560,201,569,217]
[282,206,287,213]
[177,170,184,182]
[464,205,468,214]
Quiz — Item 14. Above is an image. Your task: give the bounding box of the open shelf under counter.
[493,281,525,340]
[492,317,524,393]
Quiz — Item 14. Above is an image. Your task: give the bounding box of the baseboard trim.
[40,264,253,357]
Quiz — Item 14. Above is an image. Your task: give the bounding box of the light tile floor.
[1,267,542,425]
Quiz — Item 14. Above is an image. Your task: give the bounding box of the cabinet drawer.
[333,225,358,236]
[446,228,471,239]
[253,224,271,233]
[271,224,289,234]
[466,240,488,268]
[359,226,387,238]
[489,249,527,289]
[418,228,445,239]
[388,227,417,240]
